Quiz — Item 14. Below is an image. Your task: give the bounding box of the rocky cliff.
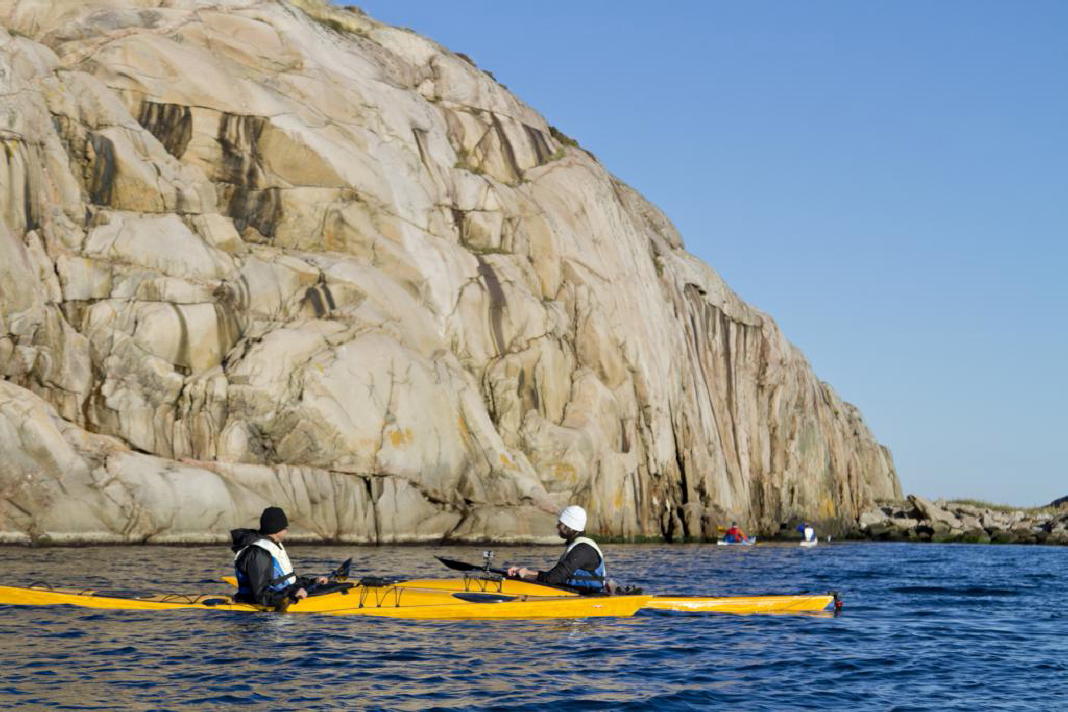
[0,0,900,544]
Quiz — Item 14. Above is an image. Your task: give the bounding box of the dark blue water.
[1,543,1065,710]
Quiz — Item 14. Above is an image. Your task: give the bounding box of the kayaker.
[724,521,748,543]
[506,505,606,593]
[230,506,328,609]
[797,521,817,543]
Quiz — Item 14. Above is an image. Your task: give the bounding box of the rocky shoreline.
[6,491,1067,548]
[852,494,1068,546]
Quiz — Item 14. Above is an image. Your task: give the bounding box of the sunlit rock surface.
[0,0,900,544]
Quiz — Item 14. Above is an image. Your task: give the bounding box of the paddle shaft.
[434,555,510,576]
[222,558,353,589]
[433,556,589,595]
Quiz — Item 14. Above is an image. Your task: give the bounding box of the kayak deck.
[645,593,838,615]
[397,576,578,597]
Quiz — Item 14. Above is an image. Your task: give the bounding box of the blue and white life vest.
[563,536,606,592]
[234,537,296,598]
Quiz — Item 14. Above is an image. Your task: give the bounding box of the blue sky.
[351,1,1067,506]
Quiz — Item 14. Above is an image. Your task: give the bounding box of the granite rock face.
[0,0,900,544]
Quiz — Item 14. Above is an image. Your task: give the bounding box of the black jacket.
[536,541,602,588]
[230,529,316,609]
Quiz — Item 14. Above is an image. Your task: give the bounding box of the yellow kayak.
[0,579,837,617]
[0,583,646,619]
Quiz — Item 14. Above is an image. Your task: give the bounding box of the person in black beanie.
[230,506,328,609]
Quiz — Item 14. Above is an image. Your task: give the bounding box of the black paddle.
[434,555,633,596]
[328,557,353,581]
[434,555,510,577]
[224,557,354,586]
[302,558,356,598]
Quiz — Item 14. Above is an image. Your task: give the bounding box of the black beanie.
[259,506,288,535]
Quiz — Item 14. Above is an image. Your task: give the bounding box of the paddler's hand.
[507,567,535,579]
[294,587,308,600]
[315,576,329,585]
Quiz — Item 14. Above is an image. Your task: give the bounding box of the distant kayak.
[717,537,757,546]
[800,539,819,548]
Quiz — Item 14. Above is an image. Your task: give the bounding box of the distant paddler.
[723,521,749,544]
[797,521,818,544]
[230,506,329,609]
[506,505,607,593]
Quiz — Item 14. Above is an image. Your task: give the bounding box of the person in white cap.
[506,505,606,593]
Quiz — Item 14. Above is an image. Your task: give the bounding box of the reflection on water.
[1,543,1067,710]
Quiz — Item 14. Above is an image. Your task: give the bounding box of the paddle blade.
[221,576,238,587]
[434,555,481,572]
[332,557,353,581]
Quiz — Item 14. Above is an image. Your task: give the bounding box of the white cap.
[558,505,587,531]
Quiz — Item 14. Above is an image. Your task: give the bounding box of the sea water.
[0,542,1065,710]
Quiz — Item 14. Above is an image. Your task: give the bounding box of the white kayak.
[717,537,757,546]
[800,539,818,548]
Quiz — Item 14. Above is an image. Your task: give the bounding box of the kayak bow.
[644,593,839,615]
